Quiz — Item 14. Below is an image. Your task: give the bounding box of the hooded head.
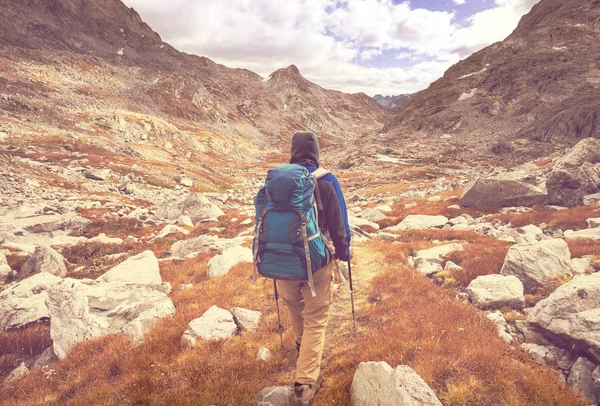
[290,131,320,168]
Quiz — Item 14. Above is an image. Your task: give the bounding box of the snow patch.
[552,46,567,51]
[117,48,124,56]
[459,88,477,101]
[458,67,487,80]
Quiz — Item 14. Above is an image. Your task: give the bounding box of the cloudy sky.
[124,0,540,96]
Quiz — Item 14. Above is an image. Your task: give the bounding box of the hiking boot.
[293,377,322,406]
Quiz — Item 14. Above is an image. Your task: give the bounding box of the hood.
[290,131,320,168]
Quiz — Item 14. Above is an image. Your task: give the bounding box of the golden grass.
[489,205,600,230]
[0,242,585,405]
[0,322,52,377]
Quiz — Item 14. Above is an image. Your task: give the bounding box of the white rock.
[207,246,253,278]
[359,208,387,223]
[231,308,261,331]
[389,215,448,231]
[516,224,545,243]
[417,261,443,276]
[350,361,442,406]
[528,272,600,363]
[47,278,175,359]
[374,205,393,213]
[97,250,162,285]
[500,239,572,292]
[88,233,124,245]
[586,218,600,229]
[20,246,67,278]
[240,218,253,225]
[564,228,600,241]
[176,175,193,187]
[466,274,525,310]
[447,204,461,210]
[404,203,417,209]
[444,261,462,271]
[414,243,464,266]
[255,386,293,405]
[583,193,600,206]
[4,362,29,384]
[349,216,380,230]
[427,196,441,202]
[0,272,62,331]
[2,241,36,254]
[181,306,238,346]
[521,343,571,369]
[155,193,224,222]
[571,257,593,274]
[256,347,272,362]
[170,235,251,258]
[177,215,194,228]
[154,224,190,239]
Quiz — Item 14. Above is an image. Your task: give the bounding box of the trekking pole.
[273,280,284,350]
[348,260,356,330]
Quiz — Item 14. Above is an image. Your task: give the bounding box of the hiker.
[253,131,351,406]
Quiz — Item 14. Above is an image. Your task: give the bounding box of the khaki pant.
[278,261,334,385]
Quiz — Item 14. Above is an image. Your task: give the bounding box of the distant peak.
[269,64,303,80]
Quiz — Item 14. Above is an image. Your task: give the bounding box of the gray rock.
[500,239,572,292]
[587,218,600,229]
[0,272,62,331]
[593,365,600,401]
[207,246,253,278]
[584,193,600,206]
[255,386,293,406]
[4,362,29,384]
[554,138,600,169]
[564,228,600,241]
[155,193,224,222]
[527,272,600,363]
[459,178,547,208]
[170,235,250,259]
[97,250,162,285]
[389,215,448,231]
[176,175,193,188]
[84,169,110,181]
[256,347,272,362]
[47,278,175,359]
[350,361,442,406]
[521,343,572,370]
[466,274,525,310]
[547,164,600,207]
[231,308,261,331]
[20,246,67,278]
[567,357,598,404]
[359,208,387,223]
[181,306,238,347]
[33,346,58,368]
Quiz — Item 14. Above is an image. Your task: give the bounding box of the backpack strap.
[310,168,330,213]
[252,208,268,283]
[300,212,317,297]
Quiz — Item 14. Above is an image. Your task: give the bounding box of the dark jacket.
[290,132,351,261]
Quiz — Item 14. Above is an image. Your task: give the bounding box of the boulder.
[567,357,598,404]
[359,208,387,223]
[571,257,593,274]
[97,250,162,285]
[177,215,194,227]
[20,246,67,278]
[564,229,600,241]
[584,193,600,206]
[527,272,600,363]
[587,218,600,229]
[349,216,380,230]
[155,193,224,222]
[414,243,464,265]
[350,361,442,406]
[459,178,547,208]
[181,306,237,347]
[374,205,393,213]
[500,239,572,292]
[547,165,600,207]
[176,175,193,188]
[389,215,448,231]
[554,138,600,169]
[47,279,175,359]
[466,274,525,310]
[153,225,190,240]
[4,362,29,384]
[24,213,90,234]
[170,235,250,258]
[255,386,293,406]
[521,343,572,370]
[0,272,62,331]
[487,310,514,344]
[207,246,253,278]
[88,233,123,244]
[231,308,261,331]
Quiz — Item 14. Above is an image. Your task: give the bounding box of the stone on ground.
[564,228,600,241]
[97,250,162,285]
[4,362,29,384]
[181,306,237,347]
[527,272,600,363]
[207,246,253,278]
[567,357,598,404]
[586,218,600,229]
[414,243,464,265]
[351,361,442,406]
[349,216,380,230]
[154,224,190,239]
[521,343,572,370]
[254,386,293,406]
[374,205,392,213]
[466,274,525,310]
[359,208,387,223]
[177,215,194,227]
[20,246,67,278]
[231,307,261,331]
[47,278,175,359]
[155,192,224,222]
[500,239,572,292]
[547,164,600,207]
[170,235,250,258]
[256,347,272,362]
[584,193,600,206]
[0,272,62,331]
[390,215,448,231]
[459,178,547,208]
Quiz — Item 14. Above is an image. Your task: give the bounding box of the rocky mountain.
[378,0,600,162]
[0,0,388,176]
[373,94,411,109]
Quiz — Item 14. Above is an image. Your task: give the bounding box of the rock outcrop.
[207,246,253,278]
[20,246,67,278]
[466,274,525,310]
[181,306,238,347]
[389,215,448,231]
[96,250,162,285]
[155,193,224,222]
[459,178,547,208]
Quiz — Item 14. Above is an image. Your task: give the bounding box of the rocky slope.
[376,0,600,162]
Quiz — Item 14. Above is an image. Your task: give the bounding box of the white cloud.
[453,0,466,5]
[124,0,540,96]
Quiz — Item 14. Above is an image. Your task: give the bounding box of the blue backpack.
[253,164,333,296]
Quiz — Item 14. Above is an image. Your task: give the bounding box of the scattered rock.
[466,274,525,310]
[349,216,380,231]
[231,308,261,331]
[255,386,293,406]
[181,306,238,346]
[350,361,442,406]
[583,193,600,206]
[374,205,392,213]
[587,218,600,229]
[256,347,272,362]
[547,164,600,207]
[4,362,29,384]
[177,215,194,227]
[84,169,110,181]
[97,250,162,285]
[47,278,175,359]
[155,193,224,222]
[176,175,194,187]
[564,228,600,241]
[521,343,572,370]
[500,239,572,292]
[389,215,448,231]
[20,246,67,278]
[207,246,253,278]
[154,224,190,239]
[359,208,387,223]
[528,272,600,363]
[567,357,598,404]
[170,235,250,258]
[88,233,123,244]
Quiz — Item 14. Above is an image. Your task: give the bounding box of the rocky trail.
[1,138,600,405]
